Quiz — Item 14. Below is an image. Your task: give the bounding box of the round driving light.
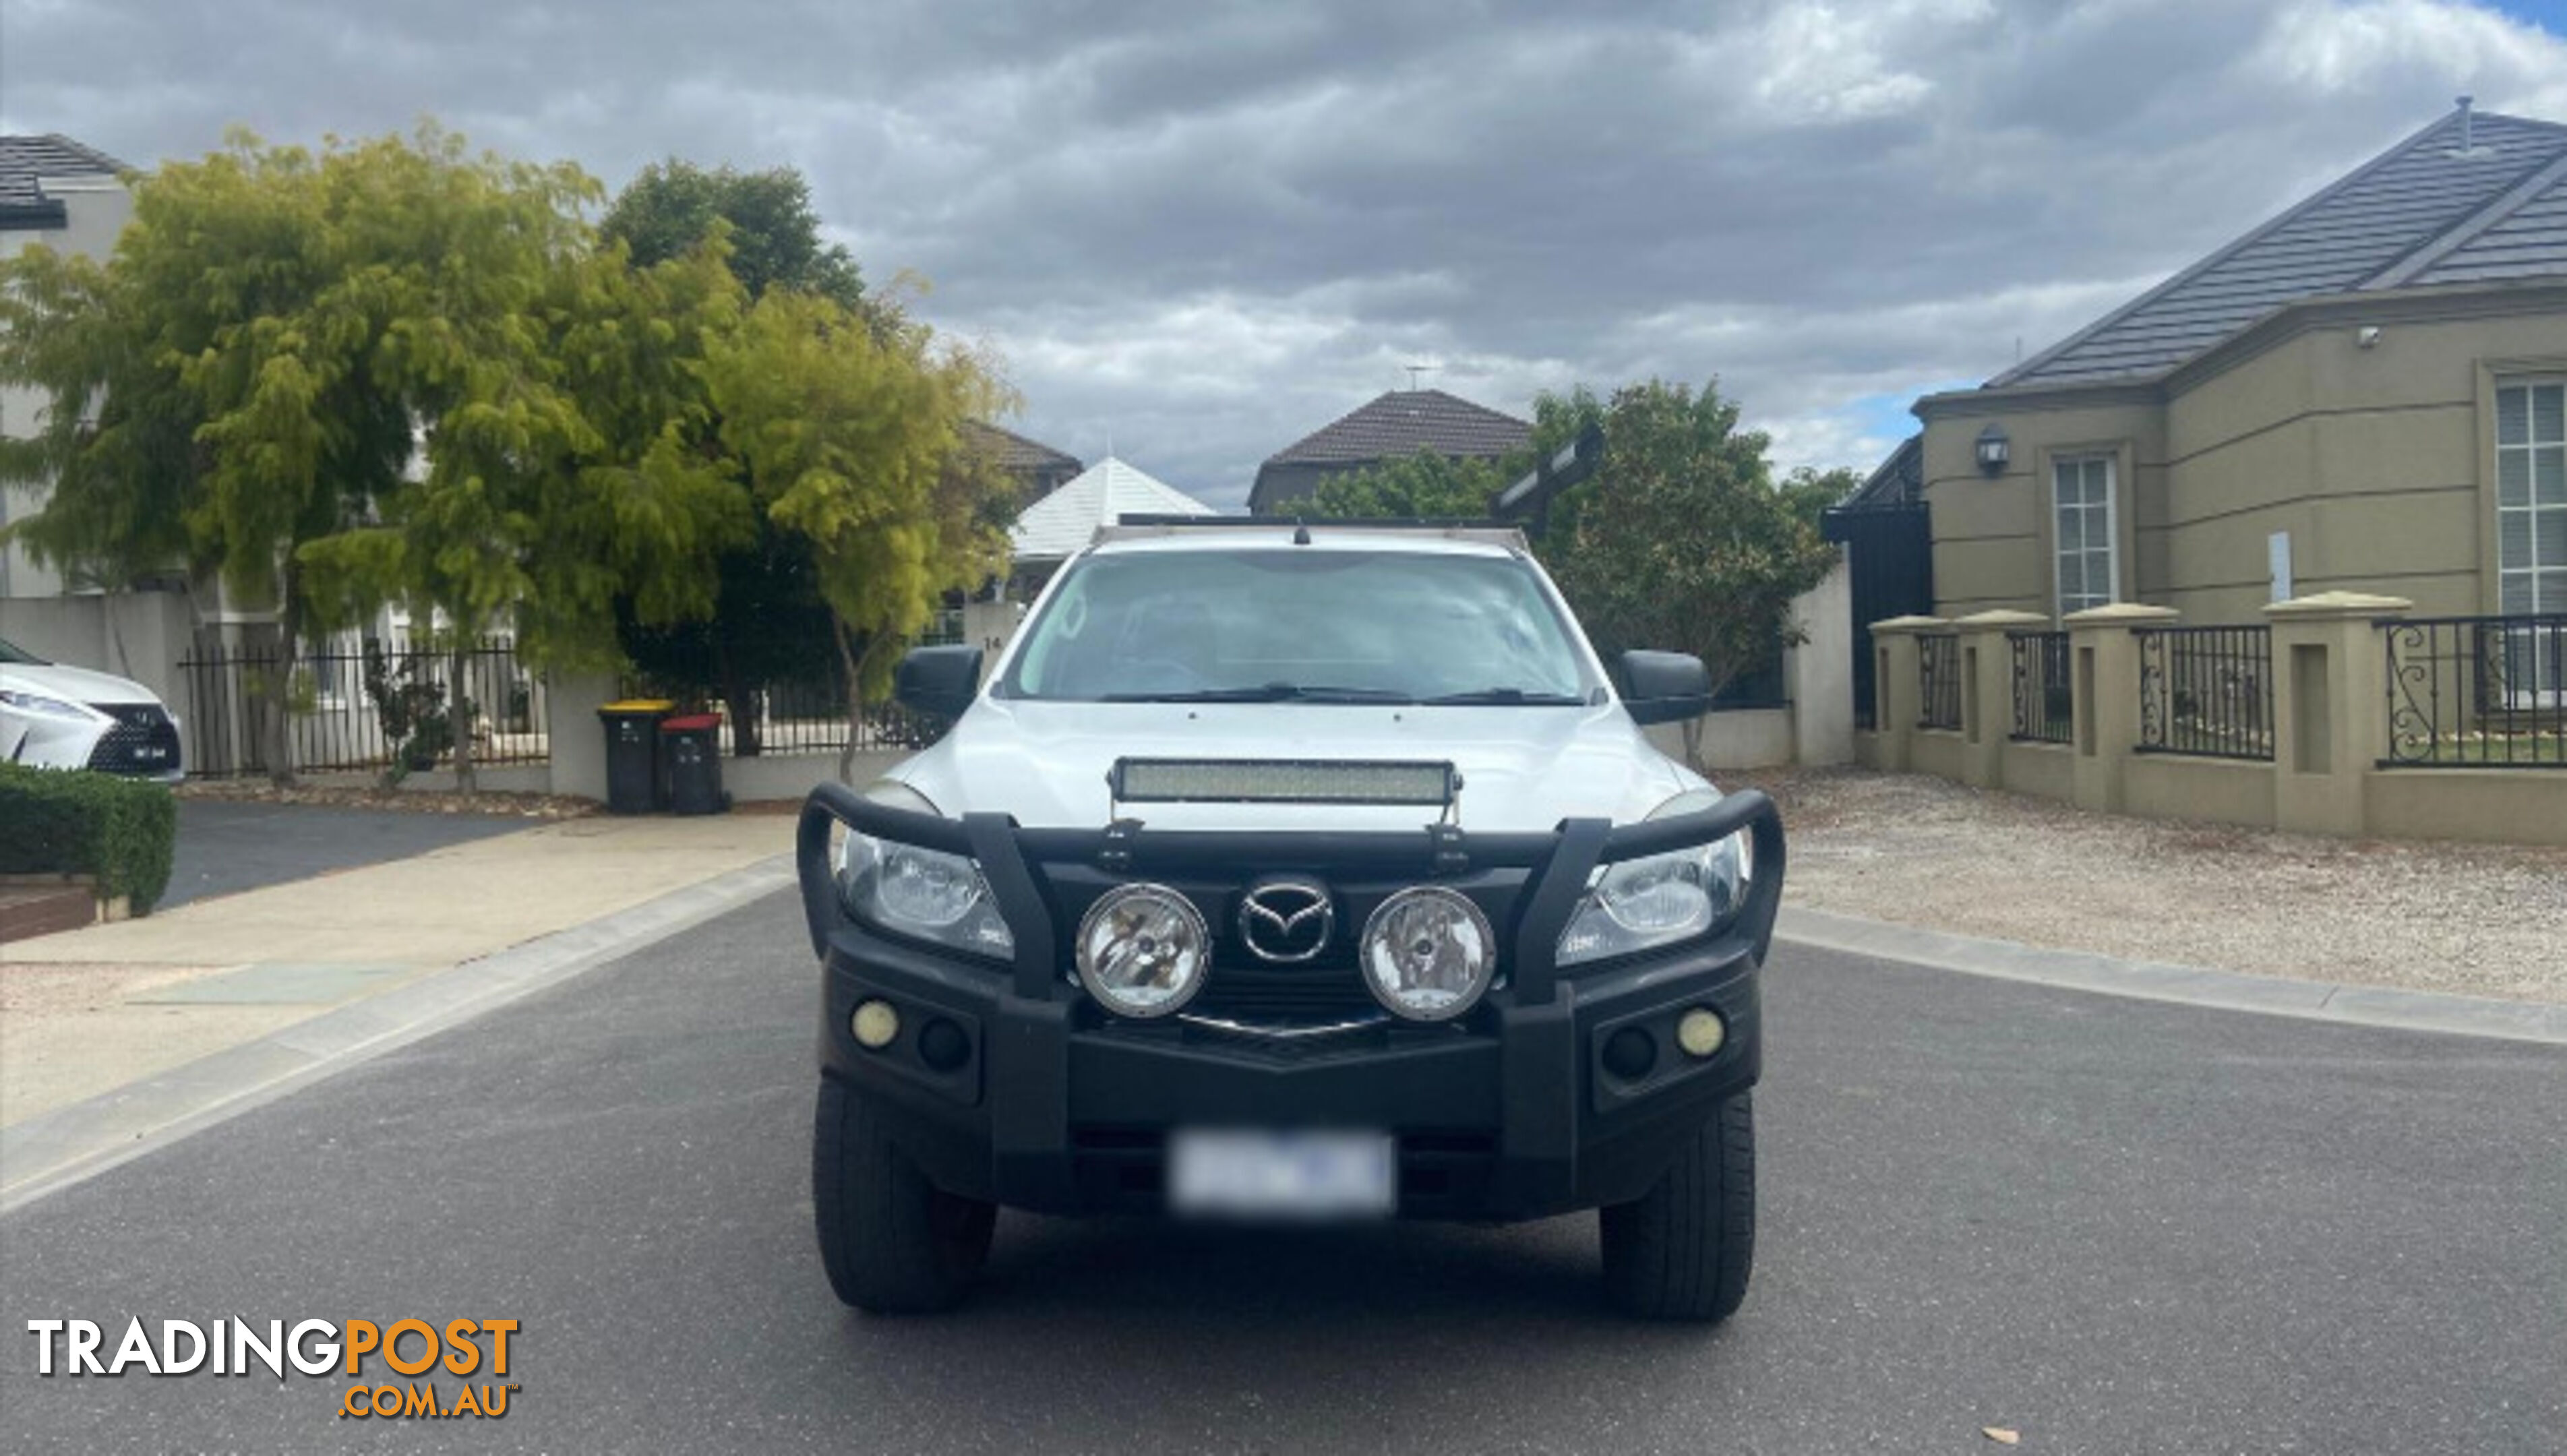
[1359,886,1496,1021]
[1074,884,1209,1019]
[851,999,900,1050]
[1677,1007,1726,1059]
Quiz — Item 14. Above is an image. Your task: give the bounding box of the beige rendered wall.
[1920,399,2163,619]
[1998,741,2073,800]
[2123,754,2275,828]
[2159,303,2567,624]
[1920,297,2567,628]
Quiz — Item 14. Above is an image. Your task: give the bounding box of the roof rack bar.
[1114,514,1521,529]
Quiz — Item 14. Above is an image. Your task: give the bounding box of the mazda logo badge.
[1238,878,1334,963]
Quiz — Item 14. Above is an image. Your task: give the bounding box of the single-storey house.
[963,421,1083,504]
[1871,99,2566,631]
[1247,388,1530,514]
[1007,455,1215,593]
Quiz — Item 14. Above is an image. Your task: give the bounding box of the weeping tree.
[699,289,1017,782]
[602,160,874,753]
[0,134,415,782]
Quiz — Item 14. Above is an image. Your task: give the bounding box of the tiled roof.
[1010,457,1215,561]
[1995,107,2567,389]
[962,419,1082,475]
[1262,389,1531,467]
[0,133,126,223]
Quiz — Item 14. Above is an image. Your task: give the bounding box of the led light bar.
[1111,758,1458,807]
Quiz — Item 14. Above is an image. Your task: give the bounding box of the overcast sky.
[5,1,2566,508]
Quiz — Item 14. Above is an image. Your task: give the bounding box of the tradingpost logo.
[25,1316,521,1421]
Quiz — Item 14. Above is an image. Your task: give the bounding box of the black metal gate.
[1822,502,1934,729]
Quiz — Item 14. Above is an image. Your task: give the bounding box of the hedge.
[0,763,178,914]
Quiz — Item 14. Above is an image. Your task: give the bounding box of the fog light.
[1359,886,1496,1021]
[1677,1007,1726,1059]
[851,999,900,1050]
[1602,1026,1657,1081]
[917,1017,970,1072]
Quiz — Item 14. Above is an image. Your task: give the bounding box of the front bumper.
[795,787,1786,1222]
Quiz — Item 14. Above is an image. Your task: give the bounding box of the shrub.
[0,763,178,913]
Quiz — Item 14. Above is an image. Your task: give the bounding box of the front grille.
[84,702,181,776]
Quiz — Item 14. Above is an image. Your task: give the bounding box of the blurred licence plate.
[1169,1130,1395,1218]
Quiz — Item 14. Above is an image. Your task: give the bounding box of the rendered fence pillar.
[1865,616,1946,774]
[2263,591,2409,838]
[2063,603,2179,815]
[544,670,620,802]
[1953,610,2051,790]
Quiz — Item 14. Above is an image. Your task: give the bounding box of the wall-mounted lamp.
[1975,424,2011,476]
[2355,326,2382,350]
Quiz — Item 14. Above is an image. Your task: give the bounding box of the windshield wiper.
[1100,682,1416,704]
[1418,687,1589,706]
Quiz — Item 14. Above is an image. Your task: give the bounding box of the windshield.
[1000,548,1600,704]
[0,636,49,665]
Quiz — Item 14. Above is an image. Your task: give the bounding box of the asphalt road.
[162,799,533,908]
[1,894,2562,1455]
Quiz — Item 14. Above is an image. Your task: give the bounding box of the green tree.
[1541,380,1840,761]
[1305,448,1509,519]
[1777,464,1861,536]
[700,291,1015,779]
[598,159,870,752]
[603,160,865,311]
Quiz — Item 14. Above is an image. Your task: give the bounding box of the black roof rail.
[1114,514,1521,529]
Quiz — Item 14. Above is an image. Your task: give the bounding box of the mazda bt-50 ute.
[793,518,1785,1321]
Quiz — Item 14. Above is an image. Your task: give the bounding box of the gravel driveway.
[1727,766,2567,1004]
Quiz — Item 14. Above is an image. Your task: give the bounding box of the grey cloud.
[3,0,2564,507]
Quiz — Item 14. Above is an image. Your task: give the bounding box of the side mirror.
[1620,649,1712,726]
[895,645,984,722]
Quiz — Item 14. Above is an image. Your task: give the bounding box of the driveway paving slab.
[1,894,2560,1455]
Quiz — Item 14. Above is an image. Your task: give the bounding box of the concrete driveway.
[1,895,2560,1453]
[162,799,535,909]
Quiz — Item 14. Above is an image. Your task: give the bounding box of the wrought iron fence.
[2007,631,2072,744]
[176,636,547,779]
[621,627,956,758]
[2135,625,2272,761]
[1917,634,1961,731]
[2381,613,2567,767]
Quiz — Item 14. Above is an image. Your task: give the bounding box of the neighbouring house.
[1,134,133,607]
[1844,101,2567,847]
[1246,388,1531,514]
[962,420,1083,504]
[1007,455,1216,594]
[1872,98,2567,630]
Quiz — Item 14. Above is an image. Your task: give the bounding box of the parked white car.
[0,635,184,781]
[793,520,1787,1321]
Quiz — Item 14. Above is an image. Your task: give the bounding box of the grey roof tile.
[1261,388,1531,467]
[1994,109,2567,389]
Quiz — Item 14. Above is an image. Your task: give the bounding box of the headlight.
[1073,884,1209,1019]
[834,782,1015,961]
[1556,790,1746,968]
[0,689,96,721]
[1360,885,1495,1021]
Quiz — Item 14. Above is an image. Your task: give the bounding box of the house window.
[2495,379,2566,702]
[2052,454,2117,616]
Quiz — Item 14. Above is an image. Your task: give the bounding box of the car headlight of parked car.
[834,781,1015,961]
[0,688,98,721]
[1556,789,1747,968]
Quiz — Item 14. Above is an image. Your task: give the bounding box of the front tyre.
[813,1079,996,1313]
[1599,1092,1755,1322]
